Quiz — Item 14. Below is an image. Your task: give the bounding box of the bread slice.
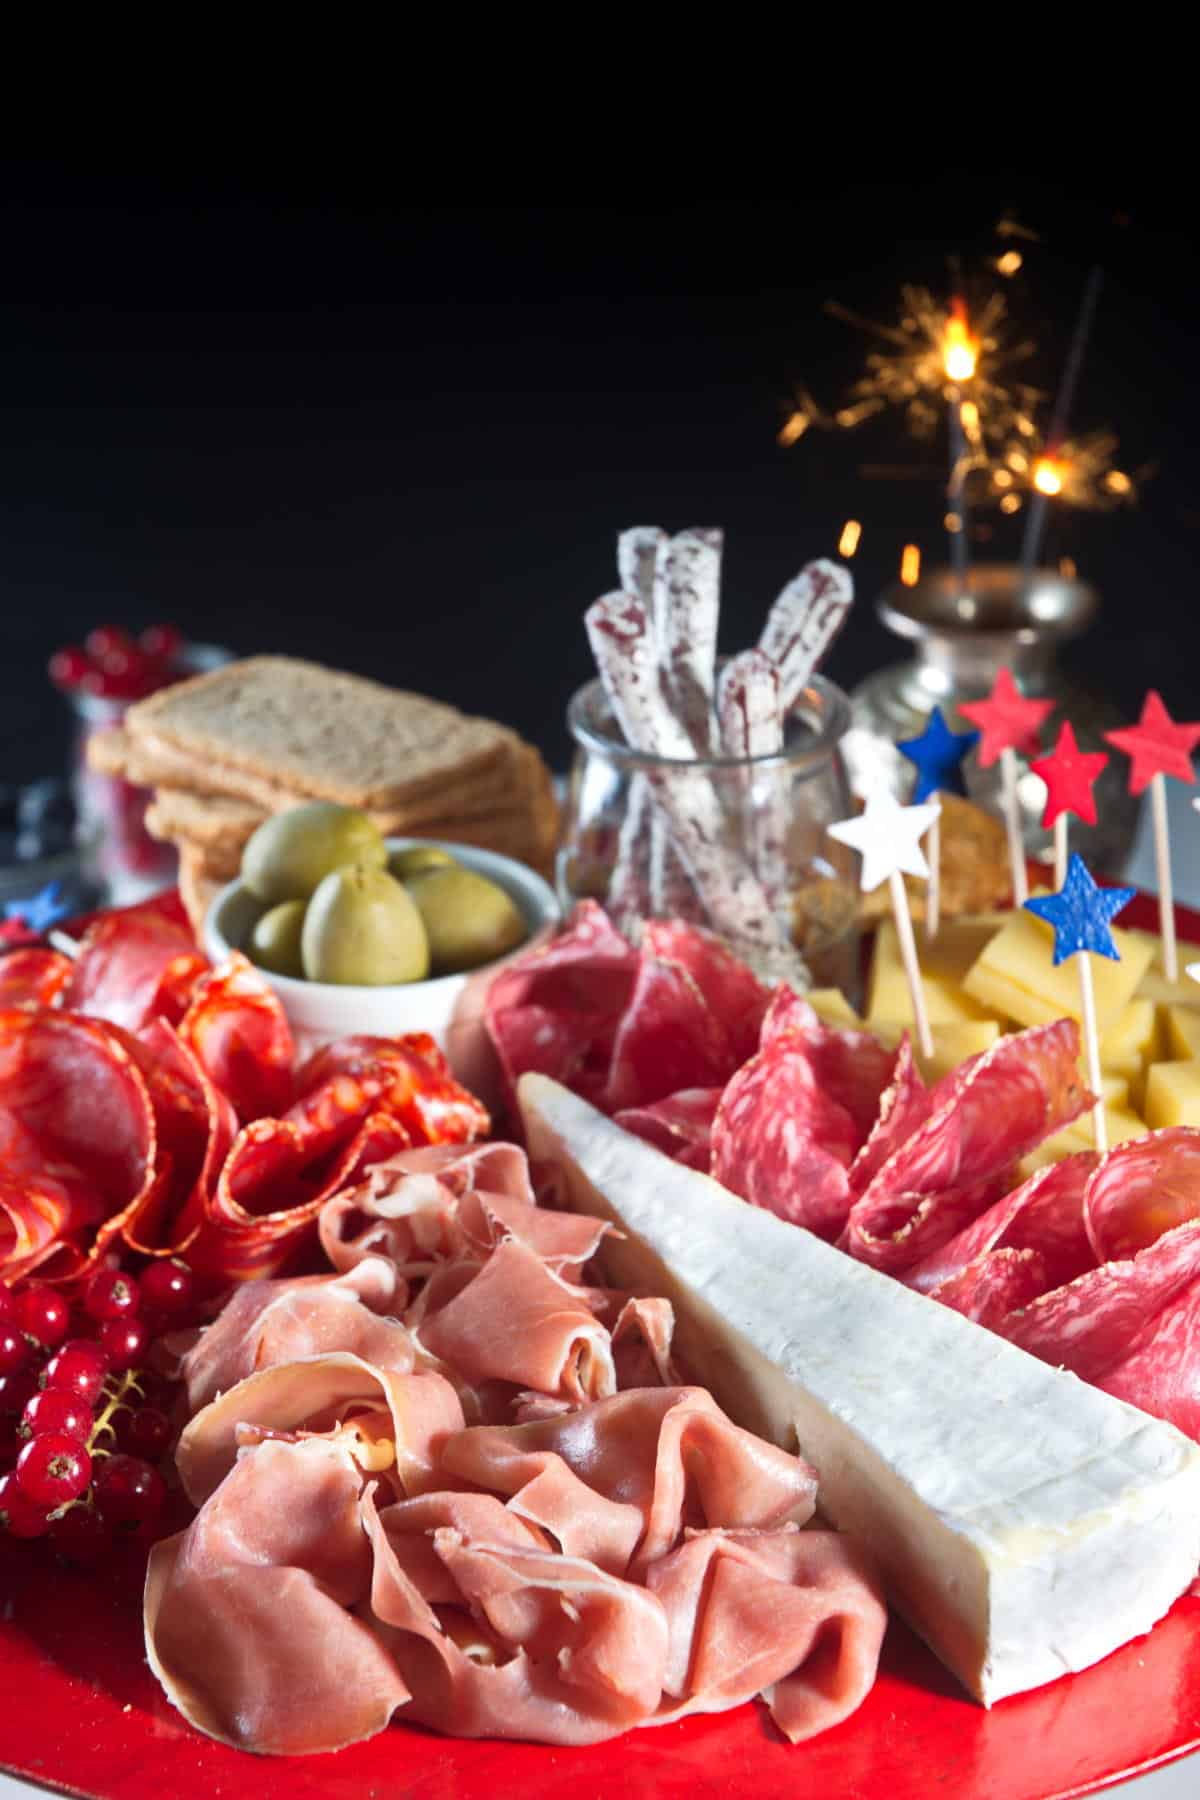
[178,843,223,939]
[144,788,266,854]
[125,656,510,812]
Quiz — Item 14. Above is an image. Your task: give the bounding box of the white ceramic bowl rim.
[204,836,561,998]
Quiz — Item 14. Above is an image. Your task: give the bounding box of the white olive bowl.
[204,837,560,1102]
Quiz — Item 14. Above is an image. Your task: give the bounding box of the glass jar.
[845,563,1139,877]
[560,670,859,995]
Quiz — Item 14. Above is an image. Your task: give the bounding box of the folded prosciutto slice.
[148,1377,880,1753]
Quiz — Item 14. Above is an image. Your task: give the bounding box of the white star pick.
[828,789,942,893]
[1187,962,1200,987]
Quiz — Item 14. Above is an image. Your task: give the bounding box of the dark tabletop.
[2,176,1197,791]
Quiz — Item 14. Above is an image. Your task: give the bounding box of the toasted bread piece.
[177,843,223,939]
[125,656,510,811]
[144,788,266,854]
[859,792,1010,922]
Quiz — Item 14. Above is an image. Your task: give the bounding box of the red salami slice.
[486,1003,600,1119]
[613,1087,722,1173]
[840,1020,1089,1274]
[907,1151,1100,1297]
[486,899,639,1018]
[0,1009,156,1279]
[710,1039,856,1238]
[293,1035,489,1148]
[65,907,207,1033]
[930,1245,1049,1329]
[1095,1276,1200,1436]
[111,1020,239,1258]
[1084,1126,1200,1263]
[641,920,771,1064]
[603,957,735,1113]
[848,1038,931,1195]
[177,954,295,1123]
[0,948,74,1009]
[999,1216,1200,1381]
[761,990,899,1145]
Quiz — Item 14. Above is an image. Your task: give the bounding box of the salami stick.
[617,526,666,607]
[760,559,854,713]
[613,526,686,917]
[654,528,722,752]
[717,650,783,760]
[587,594,806,982]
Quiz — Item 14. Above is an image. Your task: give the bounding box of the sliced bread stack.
[90,656,559,934]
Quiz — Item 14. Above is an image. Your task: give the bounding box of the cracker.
[178,843,224,939]
[858,792,1011,922]
[144,789,265,855]
[125,656,510,811]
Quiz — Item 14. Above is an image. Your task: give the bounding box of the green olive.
[301,866,430,985]
[389,844,457,880]
[242,802,387,905]
[406,865,527,974]
[247,899,308,978]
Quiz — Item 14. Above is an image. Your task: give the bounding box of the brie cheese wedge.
[520,1073,1200,1705]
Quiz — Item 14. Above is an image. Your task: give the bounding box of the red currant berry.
[15,1284,71,1350]
[84,1268,140,1325]
[48,646,92,689]
[140,623,182,662]
[49,1505,113,1567]
[15,1431,91,1508]
[0,1470,50,1539]
[85,625,136,663]
[94,1454,165,1533]
[116,1406,172,1460]
[138,1258,195,1322]
[0,1327,31,1377]
[42,1343,108,1406]
[20,1388,92,1443]
[0,1286,14,1325]
[99,1316,150,1372]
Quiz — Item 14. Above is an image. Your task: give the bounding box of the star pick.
[1029,721,1108,830]
[828,789,942,893]
[959,668,1055,768]
[1024,853,1135,966]
[1104,691,1200,795]
[0,916,39,947]
[897,707,980,802]
[2,881,72,935]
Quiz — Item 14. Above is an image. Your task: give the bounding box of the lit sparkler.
[981,428,1140,515]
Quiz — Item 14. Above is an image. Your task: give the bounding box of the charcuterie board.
[3,889,1200,1800]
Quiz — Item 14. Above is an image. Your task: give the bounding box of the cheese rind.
[520,1074,1200,1707]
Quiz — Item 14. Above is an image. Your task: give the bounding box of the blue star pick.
[897,707,981,803]
[1024,854,1136,966]
[2,880,72,934]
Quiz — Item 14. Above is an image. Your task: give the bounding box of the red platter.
[3,888,1199,1800]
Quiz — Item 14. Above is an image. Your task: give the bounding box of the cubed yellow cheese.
[1144,1061,1200,1130]
[1164,1005,1200,1061]
[1099,998,1159,1074]
[962,907,1153,1035]
[1128,930,1200,1011]
[868,918,993,1026]
[806,987,864,1029]
[875,1020,1001,1086]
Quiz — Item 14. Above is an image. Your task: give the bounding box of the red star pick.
[1030,721,1108,829]
[958,668,1055,767]
[1104,691,1200,796]
[0,916,38,947]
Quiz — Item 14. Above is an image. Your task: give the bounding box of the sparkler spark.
[838,518,862,556]
[818,285,1041,447]
[982,428,1139,514]
[900,543,921,586]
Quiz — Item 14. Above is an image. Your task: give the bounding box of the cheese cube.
[1164,1005,1200,1061]
[962,907,1153,1034]
[1099,998,1159,1077]
[874,1020,1001,1086]
[868,918,993,1026]
[806,987,864,1030]
[1145,1061,1200,1130]
[1128,930,1200,1011]
[522,1075,1200,1708]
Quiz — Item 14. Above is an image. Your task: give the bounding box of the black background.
[2,174,1196,787]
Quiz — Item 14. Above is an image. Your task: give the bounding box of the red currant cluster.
[0,1258,195,1561]
[48,624,184,704]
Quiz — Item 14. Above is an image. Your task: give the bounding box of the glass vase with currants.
[0,1256,196,1562]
